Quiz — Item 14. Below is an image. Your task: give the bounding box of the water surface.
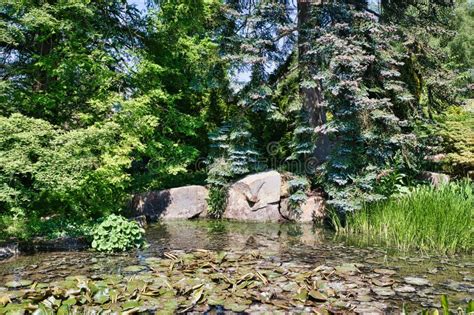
[1,220,472,313]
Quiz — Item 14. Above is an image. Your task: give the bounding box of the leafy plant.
[287,176,310,217]
[439,103,474,175]
[207,186,228,219]
[91,215,145,252]
[375,170,411,197]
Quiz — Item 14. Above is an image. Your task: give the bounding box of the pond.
[1,220,473,314]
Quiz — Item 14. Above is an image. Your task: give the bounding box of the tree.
[0,0,141,128]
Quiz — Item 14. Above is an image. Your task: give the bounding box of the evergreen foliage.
[0,0,471,239]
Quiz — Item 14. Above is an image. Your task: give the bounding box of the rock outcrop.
[129,171,326,223]
[131,185,208,221]
[224,171,283,222]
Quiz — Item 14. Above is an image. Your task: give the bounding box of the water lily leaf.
[335,264,359,275]
[127,279,146,293]
[5,280,33,289]
[372,278,395,287]
[294,288,308,302]
[122,300,142,310]
[93,289,110,304]
[0,293,12,306]
[109,289,119,304]
[309,290,328,302]
[224,301,248,312]
[42,296,61,308]
[356,295,372,302]
[2,303,26,315]
[372,286,395,297]
[215,251,227,264]
[281,282,299,292]
[374,269,396,276]
[394,285,416,293]
[62,297,77,306]
[404,277,430,286]
[32,303,53,315]
[207,295,226,306]
[123,265,146,273]
[156,299,178,315]
[191,287,205,305]
[145,257,161,265]
[57,305,70,315]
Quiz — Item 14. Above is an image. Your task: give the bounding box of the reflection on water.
[1,219,473,309]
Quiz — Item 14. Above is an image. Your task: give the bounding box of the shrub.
[287,176,310,217]
[439,103,474,175]
[207,186,228,219]
[91,215,145,252]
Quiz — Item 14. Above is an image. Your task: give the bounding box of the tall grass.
[334,181,474,254]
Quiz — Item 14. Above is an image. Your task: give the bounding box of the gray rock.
[279,193,325,223]
[420,172,450,187]
[0,242,19,260]
[131,185,208,221]
[224,171,283,222]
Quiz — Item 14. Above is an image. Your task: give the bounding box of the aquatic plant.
[335,181,474,254]
[2,249,470,314]
[91,215,145,252]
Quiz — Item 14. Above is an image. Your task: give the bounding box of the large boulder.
[280,193,325,223]
[224,171,283,222]
[131,185,208,221]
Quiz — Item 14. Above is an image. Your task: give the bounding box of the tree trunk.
[297,0,331,164]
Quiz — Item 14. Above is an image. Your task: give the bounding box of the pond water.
[0,220,473,313]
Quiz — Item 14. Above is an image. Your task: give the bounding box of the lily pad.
[374,268,396,276]
[308,290,327,302]
[372,286,396,297]
[93,289,110,304]
[404,277,430,286]
[224,300,248,312]
[122,300,142,310]
[5,280,33,288]
[123,265,146,273]
[394,285,416,293]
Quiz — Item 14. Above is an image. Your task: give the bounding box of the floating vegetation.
[1,249,473,314]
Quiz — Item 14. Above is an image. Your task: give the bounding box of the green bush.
[334,181,474,254]
[439,103,474,175]
[91,215,145,252]
[207,186,228,219]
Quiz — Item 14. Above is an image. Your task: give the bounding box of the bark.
[297,0,331,164]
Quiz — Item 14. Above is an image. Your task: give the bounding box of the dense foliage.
[0,0,472,240]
